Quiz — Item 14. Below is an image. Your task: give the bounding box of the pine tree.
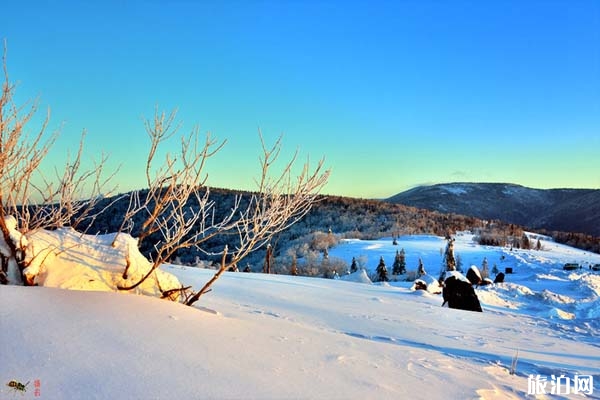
[481,257,489,279]
[491,263,499,276]
[443,238,456,271]
[536,238,542,251]
[456,253,463,272]
[376,256,389,282]
[417,258,426,276]
[350,257,358,273]
[392,248,406,275]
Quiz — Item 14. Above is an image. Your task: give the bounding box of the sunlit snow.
[2,228,599,399]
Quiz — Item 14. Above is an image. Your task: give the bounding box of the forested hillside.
[387,182,600,236]
[80,188,535,275]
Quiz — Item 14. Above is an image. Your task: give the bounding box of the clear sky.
[2,0,599,198]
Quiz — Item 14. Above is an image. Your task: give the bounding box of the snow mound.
[475,288,519,309]
[412,274,442,294]
[538,289,575,306]
[444,270,471,283]
[536,273,568,282]
[578,274,600,297]
[340,269,372,284]
[23,227,181,298]
[494,282,535,297]
[545,307,576,320]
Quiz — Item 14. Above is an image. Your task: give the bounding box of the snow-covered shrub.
[0,213,182,300]
[23,226,182,298]
[411,274,442,294]
[339,268,372,284]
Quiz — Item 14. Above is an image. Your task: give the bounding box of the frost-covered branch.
[0,42,117,284]
[116,108,330,302]
[185,133,329,305]
[117,108,228,291]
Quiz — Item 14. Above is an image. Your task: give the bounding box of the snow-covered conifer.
[350,257,358,273]
[417,258,426,276]
[481,257,489,279]
[443,238,456,271]
[376,256,389,282]
[392,248,406,275]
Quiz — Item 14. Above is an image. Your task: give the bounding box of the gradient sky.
[2,0,599,198]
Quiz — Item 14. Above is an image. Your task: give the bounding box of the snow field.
[2,229,599,398]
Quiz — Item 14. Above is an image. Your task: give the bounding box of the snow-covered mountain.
[386,182,600,236]
[2,228,599,399]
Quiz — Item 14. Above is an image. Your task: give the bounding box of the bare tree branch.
[116,108,330,302]
[0,41,117,284]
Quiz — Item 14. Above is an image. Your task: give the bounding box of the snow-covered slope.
[2,232,599,399]
[329,233,600,327]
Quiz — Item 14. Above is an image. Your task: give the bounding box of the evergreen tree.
[443,238,456,271]
[456,253,463,272]
[536,238,542,251]
[392,248,406,275]
[481,257,489,279]
[417,258,426,276]
[376,256,389,282]
[491,263,499,276]
[393,250,402,275]
[400,248,406,273]
[350,257,358,273]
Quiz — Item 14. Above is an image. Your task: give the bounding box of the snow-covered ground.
[2,231,599,399]
[329,233,600,327]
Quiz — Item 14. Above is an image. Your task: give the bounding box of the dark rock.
[493,272,505,283]
[442,275,483,312]
[466,265,482,285]
[481,278,494,286]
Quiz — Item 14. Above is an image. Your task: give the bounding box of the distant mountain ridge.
[386,183,600,237]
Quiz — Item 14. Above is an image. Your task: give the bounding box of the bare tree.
[184,133,329,305]
[0,42,116,284]
[114,108,231,290]
[116,108,330,305]
[1,42,53,283]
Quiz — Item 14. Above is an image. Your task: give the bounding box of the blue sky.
[2,0,599,198]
